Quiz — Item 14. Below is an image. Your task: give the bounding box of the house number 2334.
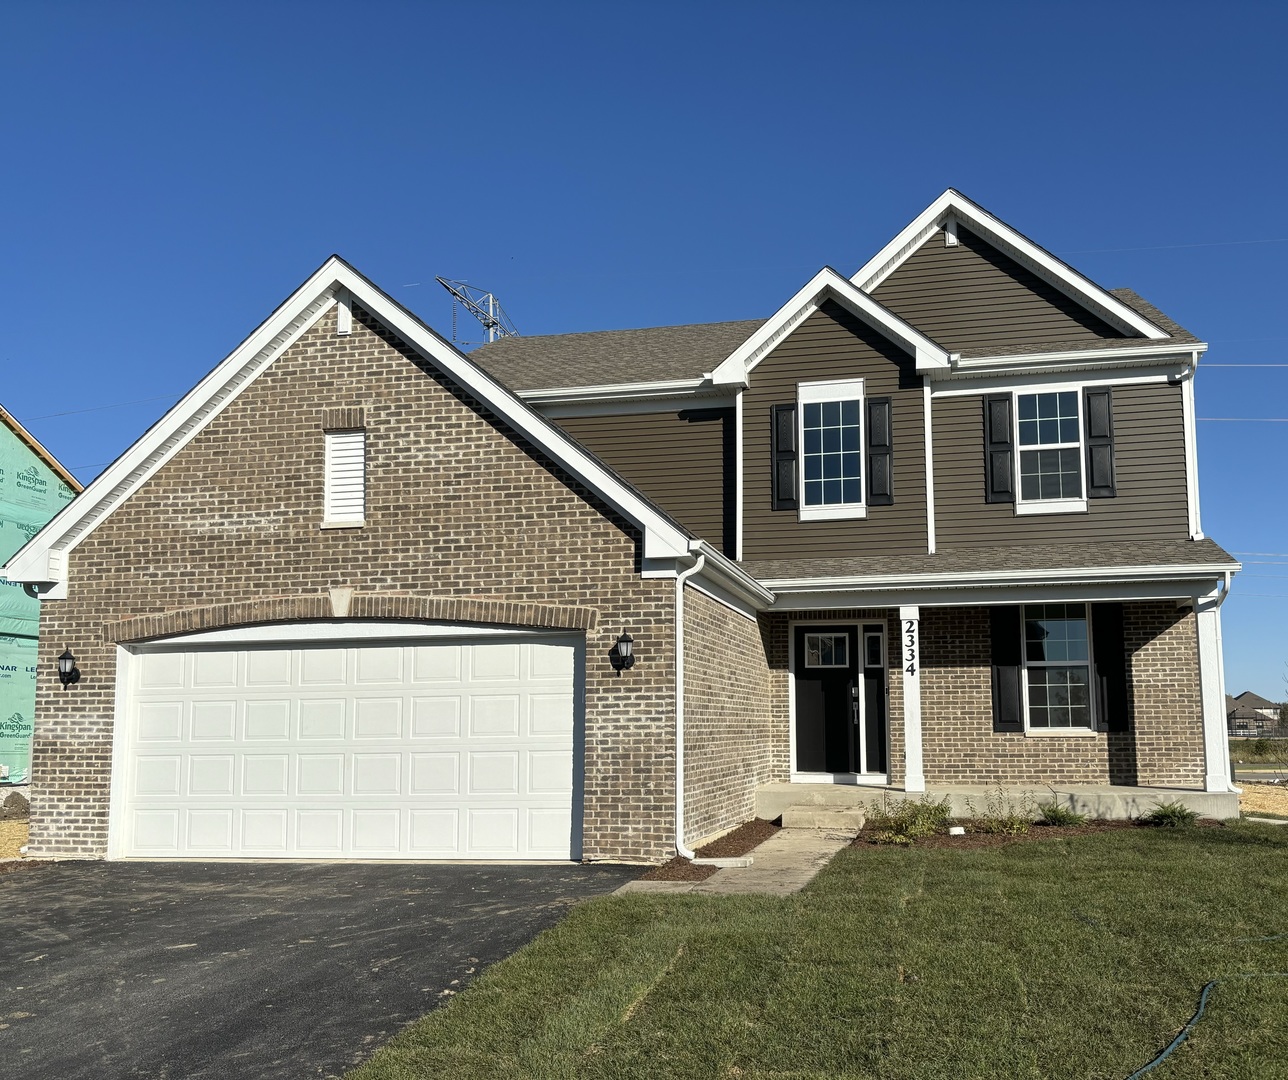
[904,619,919,677]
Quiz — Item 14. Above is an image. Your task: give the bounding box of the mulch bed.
[852,819,1223,850]
[637,818,783,881]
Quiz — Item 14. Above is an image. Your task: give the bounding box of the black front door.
[793,626,859,773]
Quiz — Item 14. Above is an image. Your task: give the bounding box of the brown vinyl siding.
[872,225,1129,353]
[933,382,1190,545]
[555,408,733,554]
[743,300,927,560]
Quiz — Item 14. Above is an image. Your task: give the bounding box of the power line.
[21,392,186,422]
[1197,417,1288,422]
[1057,237,1288,255]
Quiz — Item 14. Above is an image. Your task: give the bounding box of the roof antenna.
[435,278,519,345]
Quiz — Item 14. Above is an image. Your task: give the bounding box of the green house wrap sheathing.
[0,421,76,784]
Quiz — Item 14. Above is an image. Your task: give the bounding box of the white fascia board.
[517,378,710,405]
[758,561,1241,593]
[708,268,950,387]
[8,257,695,584]
[930,342,1206,381]
[930,365,1188,398]
[690,540,775,608]
[851,190,1170,340]
[4,275,341,583]
[538,394,737,421]
[774,579,1224,610]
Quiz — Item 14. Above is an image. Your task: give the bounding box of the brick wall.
[681,586,779,845]
[30,302,681,862]
[918,603,1203,786]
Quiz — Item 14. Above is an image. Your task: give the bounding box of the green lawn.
[349,825,1288,1080]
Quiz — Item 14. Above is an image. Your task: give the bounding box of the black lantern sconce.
[57,650,80,689]
[609,631,636,675]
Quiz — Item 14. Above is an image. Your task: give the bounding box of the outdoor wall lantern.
[609,631,636,675]
[57,649,80,689]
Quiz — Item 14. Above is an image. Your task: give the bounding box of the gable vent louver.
[324,429,366,523]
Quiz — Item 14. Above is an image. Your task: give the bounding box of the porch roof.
[741,538,1238,587]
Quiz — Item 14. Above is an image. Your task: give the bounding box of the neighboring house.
[0,404,80,787]
[1234,690,1281,722]
[2,190,1240,865]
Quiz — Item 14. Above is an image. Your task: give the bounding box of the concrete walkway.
[616,829,852,897]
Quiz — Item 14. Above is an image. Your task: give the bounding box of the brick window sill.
[1023,728,1099,738]
[320,519,366,530]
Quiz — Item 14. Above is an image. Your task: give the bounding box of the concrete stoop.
[780,806,865,832]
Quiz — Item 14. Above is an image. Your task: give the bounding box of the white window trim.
[1013,383,1087,516]
[803,632,850,669]
[798,377,866,522]
[1020,602,1096,733]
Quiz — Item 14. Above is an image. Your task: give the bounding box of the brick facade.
[30,303,682,862]
[680,587,780,845]
[917,602,1203,786]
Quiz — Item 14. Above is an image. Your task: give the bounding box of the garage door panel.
[411,696,460,738]
[470,696,519,737]
[354,698,402,738]
[245,650,292,686]
[189,755,235,795]
[121,638,578,860]
[299,699,346,739]
[192,701,236,740]
[245,700,290,740]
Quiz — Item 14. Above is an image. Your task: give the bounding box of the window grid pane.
[803,399,862,507]
[1017,392,1081,501]
[1023,604,1092,729]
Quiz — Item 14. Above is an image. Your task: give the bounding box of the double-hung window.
[798,379,865,521]
[1023,603,1092,729]
[1015,390,1085,513]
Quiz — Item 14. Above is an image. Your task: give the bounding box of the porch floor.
[755,782,1240,822]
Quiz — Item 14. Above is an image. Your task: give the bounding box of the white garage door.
[115,636,579,860]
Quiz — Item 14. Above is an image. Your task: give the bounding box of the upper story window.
[1016,391,1083,508]
[984,386,1115,514]
[798,379,866,521]
[1023,603,1092,729]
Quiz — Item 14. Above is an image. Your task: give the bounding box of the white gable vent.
[323,428,366,526]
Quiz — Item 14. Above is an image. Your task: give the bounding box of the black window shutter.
[866,397,894,506]
[984,395,1014,503]
[990,606,1024,732]
[771,403,798,511]
[1091,602,1129,732]
[1084,389,1116,499]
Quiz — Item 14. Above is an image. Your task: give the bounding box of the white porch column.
[1196,592,1234,792]
[899,605,925,792]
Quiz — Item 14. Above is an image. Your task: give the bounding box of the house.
[0,404,80,788]
[2,190,1240,865]
[1227,691,1281,735]
[1234,690,1281,722]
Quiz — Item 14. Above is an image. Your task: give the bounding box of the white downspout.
[674,549,706,859]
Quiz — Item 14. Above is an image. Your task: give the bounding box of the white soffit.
[708,267,951,386]
[851,190,1170,341]
[4,256,702,584]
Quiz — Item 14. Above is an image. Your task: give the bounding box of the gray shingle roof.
[740,538,1237,582]
[470,319,764,392]
[469,285,1200,391]
[953,289,1202,359]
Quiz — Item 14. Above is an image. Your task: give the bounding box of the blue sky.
[2,1,1285,697]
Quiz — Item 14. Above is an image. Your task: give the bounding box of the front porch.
[754,781,1241,823]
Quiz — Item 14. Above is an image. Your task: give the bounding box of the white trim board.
[708,267,952,387]
[851,189,1169,341]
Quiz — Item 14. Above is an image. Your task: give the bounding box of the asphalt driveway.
[0,859,638,1079]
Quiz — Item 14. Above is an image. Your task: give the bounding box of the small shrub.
[1252,737,1272,758]
[1141,800,1199,828]
[975,785,1035,836]
[864,796,952,843]
[1037,802,1087,827]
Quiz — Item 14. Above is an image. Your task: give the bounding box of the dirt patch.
[637,818,783,881]
[694,818,781,859]
[0,820,28,859]
[1240,783,1288,818]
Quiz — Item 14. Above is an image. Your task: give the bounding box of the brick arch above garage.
[105,593,601,645]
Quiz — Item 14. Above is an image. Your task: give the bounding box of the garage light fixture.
[609,631,635,675]
[57,649,80,689]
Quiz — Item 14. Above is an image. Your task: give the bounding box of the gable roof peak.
[852,190,1171,342]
